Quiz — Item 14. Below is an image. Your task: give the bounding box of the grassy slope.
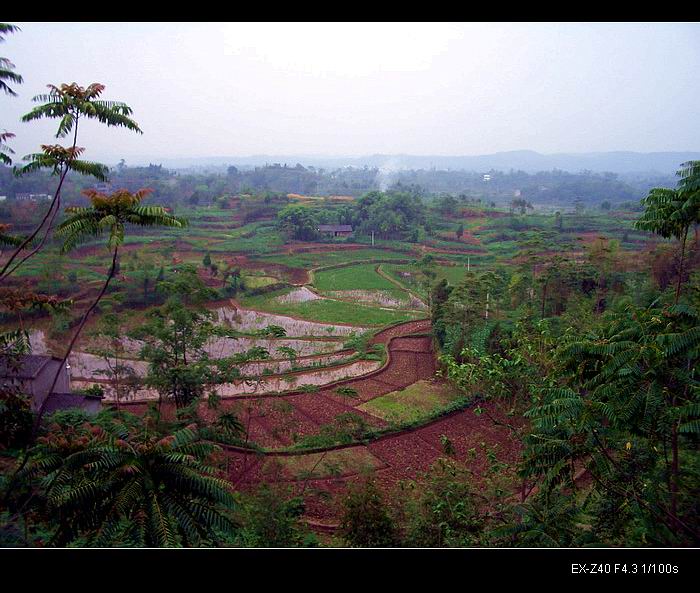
[357,380,462,424]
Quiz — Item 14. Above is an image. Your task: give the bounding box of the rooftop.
[318,224,353,232]
[0,355,62,379]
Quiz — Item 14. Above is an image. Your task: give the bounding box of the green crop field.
[357,380,462,424]
[255,248,410,269]
[314,263,399,291]
[238,288,422,325]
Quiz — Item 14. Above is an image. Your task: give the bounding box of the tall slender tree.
[0,83,142,281]
[0,24,22,166]
[635,161,700,304]
[0,24,22,96]
[31,188,186,428]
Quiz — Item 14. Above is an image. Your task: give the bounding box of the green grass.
[239,289,421,326]
[314,263,399,291]
[269,447,382,479]
[384,263,472,295]
[357,380,462,424]
[243,274,279,289]
[256,248,410,269]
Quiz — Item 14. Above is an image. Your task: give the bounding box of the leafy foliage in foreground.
[5,410,236,547]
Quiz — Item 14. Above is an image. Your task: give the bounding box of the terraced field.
[13,205,657,532]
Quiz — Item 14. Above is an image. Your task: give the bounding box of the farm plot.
[242,274,279,289]
[90,358,384,402]
[213,303,371,336]
[238,289,420,326]
[69,349,355,382]
[384,263,471,295]
[214,359,382,397]
[227,398,524,524]
[256,248,411,270]
[260,447,385,481]
[357,379,462,424]
[313,263,399,292]
[313,263,426,310]
[275,286,322,303]
[204,336,344,358]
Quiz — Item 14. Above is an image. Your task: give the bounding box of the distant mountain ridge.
[125,150,700,176]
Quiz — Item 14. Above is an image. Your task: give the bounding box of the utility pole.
[467,256,470,272]
[485,291,490,320]
[371,230,375,246]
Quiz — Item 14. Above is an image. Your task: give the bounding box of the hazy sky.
[1,22,699,164]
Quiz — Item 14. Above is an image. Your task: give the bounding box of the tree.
[436,194,458,216]
[137,296,217,410]
[0,24,23,97]
[1,82,142,281]
[537,254,577,319]
[0,24,22,165]
[339,477,397,547]
[523,303,700,543]
[554,211,563,231]
[635,161,700,304]
[90,310,139,410]
[222,265,244,295]
[276,346,297,366]
[456,222,464,240]
[232,484,312,547]
[36,189,185,426]
[20,418,236,546]
[401,459,485,547]
[510,198,533,215]
[430,278,453,347]
[277,204,319,241]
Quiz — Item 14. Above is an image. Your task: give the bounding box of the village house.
[92,182,112,194]
[317,224,353,238]
[14,193,52,201]
[0,355,102,415]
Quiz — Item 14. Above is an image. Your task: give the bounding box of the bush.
[298,384,319,393]
[229,484,318,547]
[336,386,359,398]
[340,477,398,547]
[400,459,485,547]
[0,388,33,449]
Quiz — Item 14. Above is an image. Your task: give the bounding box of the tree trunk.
[675,228,688,305]
[0,121,80,282]
[33,244,120,433]
[670,421,680,530]
[541,278,549,319]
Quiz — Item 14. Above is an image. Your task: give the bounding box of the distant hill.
[128,150,700,176]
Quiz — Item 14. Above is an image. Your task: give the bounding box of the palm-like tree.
[33,189,187,427]
[1,146,109,279]
[0,130,16,165]
[525,303,700,542]
[0,24,22,97]
[0,83,142,281]
[635,161,700,304]
[0,24,22,166]
[23,422,236,546]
